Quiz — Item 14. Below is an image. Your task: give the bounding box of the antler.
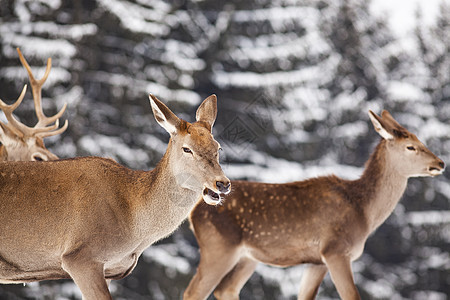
[16,48,68,138]
[0,85,64,138]
[0,85,28,138]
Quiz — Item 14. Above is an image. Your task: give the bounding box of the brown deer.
[0,94,230,300]
[184,110,445,300]
[0,48,67,161]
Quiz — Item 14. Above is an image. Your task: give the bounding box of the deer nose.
[439,161,445,169]
[216,180,231,194]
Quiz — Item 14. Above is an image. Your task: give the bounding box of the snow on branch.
[213,54,339,88]
[1,34,77,59]
[1,22,97,41]
[85,71,201,105]
[97,0,174,36]
[406,211,450,226]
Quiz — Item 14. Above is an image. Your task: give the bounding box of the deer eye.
[406,146,416,151]
[32,154,46,161]
[182,147,193,154]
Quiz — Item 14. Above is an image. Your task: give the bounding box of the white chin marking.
[203,194,221,205]
[429,169,443,176]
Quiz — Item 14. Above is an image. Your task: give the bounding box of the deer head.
[0,48,68,161]
[368,110,445,177]
[150,94,231,204]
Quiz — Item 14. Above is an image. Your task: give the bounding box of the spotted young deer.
[0,48,68,161]
[184,110,445,300]
[0,94,230,300]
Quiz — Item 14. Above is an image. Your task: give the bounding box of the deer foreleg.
[322,254,360,300]
[184,247,241,300]
[297,264,328,300]
[213,257,258,300]
[61,252,111,300]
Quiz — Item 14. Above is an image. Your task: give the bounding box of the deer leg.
[322,255,360,300]
[297,264,328,300]
[184,247,241,300]
[61,252,111,300]
[213,257,258,300]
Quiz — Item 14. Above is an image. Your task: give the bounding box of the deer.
[0,48,68,161]
[0,93,231,300]
[184,110,445,300]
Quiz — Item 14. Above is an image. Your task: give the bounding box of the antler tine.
[35,102,68,127]
[0,85,29,138]
[17,47,55,127]
[37,119,69,138]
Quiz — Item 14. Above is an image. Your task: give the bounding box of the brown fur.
[185,110,445,300]
[0,95,229,300]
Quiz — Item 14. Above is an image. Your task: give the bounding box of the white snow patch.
[1,22,97,41]
[97,0,172,36]
[405,211,450,226]
[411,291,448,300]
[213,54,340,88]
[85,71,201,105]
[362,279,395,299]
[371,0,442,37]
[232,6,317,23]
[386,81,425,102]
[143,246,191,275]
[1,34,77,59]
[0,66,71,86]
[255,264,304,297]
[78,134,149,169]
[333,121,368,139]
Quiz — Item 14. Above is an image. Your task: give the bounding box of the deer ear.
[149,94,181,136]
[196,94,217,131]
[368,110,394,140]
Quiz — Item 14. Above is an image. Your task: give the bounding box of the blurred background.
[0,0,449,299]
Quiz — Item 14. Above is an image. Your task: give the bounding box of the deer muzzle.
[428,159,445,176]
[202,179,231,205]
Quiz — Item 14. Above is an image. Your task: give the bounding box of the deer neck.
[135,140,199,242]
[358,140,408,231]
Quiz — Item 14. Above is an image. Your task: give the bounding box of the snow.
[213,54,340,88]
[411,291,448,300]
[419,119,450,140]
[97,0,173,36]
[143,246,191,275]
[1,22,97,41]
[84,71,202,105]
[229,32,330,63]
[2,66,72,88]
[232,6,318,24]
[1,34,77,59]
[255,264,304,297]
[224,157,363,183]
[405,211,450,226]
[370,0,442,37]
[332,121,368,139]
[78,134,149,169]
[386,81,426,102]
[362,278,395,299]
[0,0,449,298]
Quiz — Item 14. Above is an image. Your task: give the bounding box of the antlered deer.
[0,48,68,161]
[185,110,445,300]
[0,94,230,300]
